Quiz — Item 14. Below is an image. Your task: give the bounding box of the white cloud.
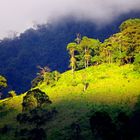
[0,0,140,39]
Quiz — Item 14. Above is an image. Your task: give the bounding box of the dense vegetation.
[0,18,140,140]
[67,19,140,73]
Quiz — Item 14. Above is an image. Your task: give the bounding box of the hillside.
[0,18,140,140]
[0,64,140,140]
[0,11,140,93]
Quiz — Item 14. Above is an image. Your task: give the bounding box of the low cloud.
[0,0,140,38]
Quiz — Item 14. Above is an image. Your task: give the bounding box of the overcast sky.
[0,0,140,39]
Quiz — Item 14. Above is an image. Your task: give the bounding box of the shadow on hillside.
[1,94,140,140]
[89,95,140,140]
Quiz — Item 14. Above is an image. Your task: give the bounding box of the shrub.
[0,75,7,92]
[8,90,16,98]
[33,88,52,107]
[17,108,57,127]
[22,88,51,112]
[22,94,38,112]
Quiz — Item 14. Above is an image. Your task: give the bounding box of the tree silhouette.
[90,111,116,140]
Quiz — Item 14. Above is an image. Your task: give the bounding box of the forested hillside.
[0,18,140,140]
[0,64,140,140]
[0,12,140,93]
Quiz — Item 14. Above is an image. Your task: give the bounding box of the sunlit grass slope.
[0,64,140,139]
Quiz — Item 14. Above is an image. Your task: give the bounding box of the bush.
[22,88,52,112]
[16,113,30,124]
[8,90,16,98]
[16,107,57,140]
[22,94,38,112]
[17,108,57,127]
[33,88,52,107]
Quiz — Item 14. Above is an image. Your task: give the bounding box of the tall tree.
[67,42,77,73]
[101,19,140,65]
[78,37,92,68]
[0,75,7,99]
[78,36,101,68]
[0,75,7,91]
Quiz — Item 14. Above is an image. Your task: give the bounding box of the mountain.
[0,17,140,139]
[0,64,140,140]
[0,12,140,93]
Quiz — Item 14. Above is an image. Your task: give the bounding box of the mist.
[0,0,140,39]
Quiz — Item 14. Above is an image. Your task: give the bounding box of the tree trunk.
[85,61,87,68]
[72,66,74,74]
[87,60,89,67]
[84,47,87,68]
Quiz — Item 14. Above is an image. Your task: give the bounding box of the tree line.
[67,19,140,73]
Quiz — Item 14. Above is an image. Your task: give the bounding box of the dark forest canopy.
[0,15,140,93]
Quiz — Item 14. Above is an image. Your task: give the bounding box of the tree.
[0,75,7,92]
[31,75,44,88]
[22,88,52,112]
[37,65,53,85]
[91,55,102,65]
[17,89,56,140]
[67,42,77,73]
[67,36,101,69]
[8,90,16,98]
[78,36,91,68]
[0,75,7,99]
[119,18,140,31]
[16,108,57,140]
[37,65,50,76]
[52,71,60,81]
[101,37,116,64]
[75,33,81,44]
[89,38,101,65]
[77,36,101,68]
[101,19,140,65]
[81,73,89,92]
[90,111,116,140]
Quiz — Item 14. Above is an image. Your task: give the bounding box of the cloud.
[0,0,140,39]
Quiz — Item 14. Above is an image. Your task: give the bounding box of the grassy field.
[0,63,140,139]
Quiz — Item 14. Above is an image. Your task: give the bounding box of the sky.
[0,0,140,39]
